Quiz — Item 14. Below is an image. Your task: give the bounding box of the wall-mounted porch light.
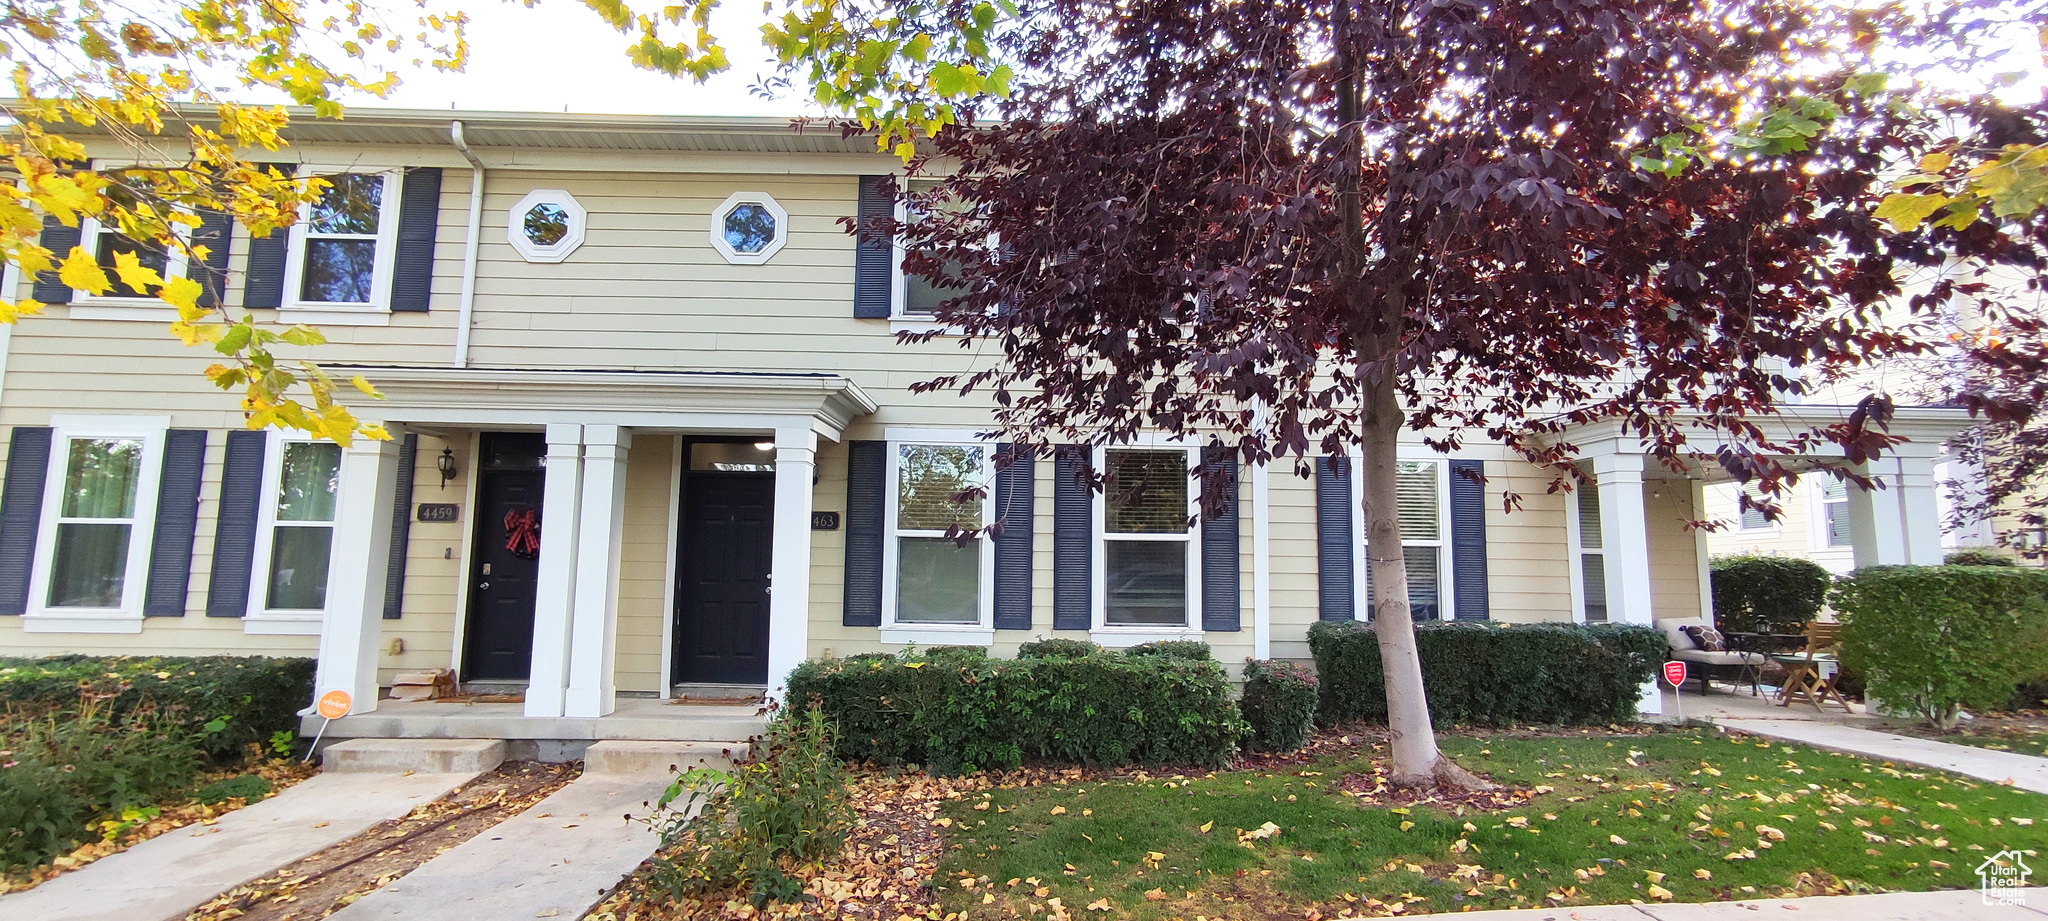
[438,447,458,488]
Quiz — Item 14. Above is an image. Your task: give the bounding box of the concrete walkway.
[1673,689,2048,795]
[0,770,479,921]
[328,741,731,921]
[1413,888,2048,919]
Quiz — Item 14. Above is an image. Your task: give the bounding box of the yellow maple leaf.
[158,276,204,314]
[111,250,164,294]
[57,247,110,294]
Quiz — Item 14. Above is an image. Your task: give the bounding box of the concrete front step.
[583,740,747,775]
[321,739,507,774]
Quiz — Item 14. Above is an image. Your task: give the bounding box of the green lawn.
[933,728,2047,918]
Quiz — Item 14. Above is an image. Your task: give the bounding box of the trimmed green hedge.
[786,647,1246,773]
[1239,659,1318,753]
[1710,555,1831,635]
[1307,621,1665,726]
[1835,565,2048,728]
[0,656,315,759]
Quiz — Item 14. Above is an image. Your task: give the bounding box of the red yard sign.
[1662,661,1688,688]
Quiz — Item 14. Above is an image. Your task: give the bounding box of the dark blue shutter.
[1315,455,1354,621]
[241,164,296,309]
[992,445,1035,631]
[143,430,207,617]
[842,440,884,627]
[193,209,234,309]
[383,434,418,619]
[31,217,81,304]
[206,430,266,617]
[389,167,441,312]
[853,175,893,319]
[1199,445,1240,632]
[1449,459,1490,620]
[1052,446,1092,631]
[0,427,53,615]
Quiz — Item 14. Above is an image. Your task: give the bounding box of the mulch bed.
[183,761,578,921]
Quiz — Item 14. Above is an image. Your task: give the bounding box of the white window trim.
[506,188,587,263]
[71,215,191,321]
[1346,452,1456,623]
[1566,481,1602,624]
[709,192,788,265]
[1735,487,1780,534]
[243,430,341,635]
[23,414,170,633]
[279,167,403,319]
[889,183,998,332]
[879,428,996,645]
[1091,436,1204,644]
[1811,478,1852,550]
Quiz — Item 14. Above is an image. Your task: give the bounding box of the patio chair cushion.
[1680,625,1728,651]
[1673,648,1766,667]
[1661,617,1712,652]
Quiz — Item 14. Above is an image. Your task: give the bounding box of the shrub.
[1016,638,1102,659]
[1239,660,1318,753]
[787,647,1246,772]
[1710,555,1832,635]
[1307,620,1664,726]
[1125,640,1213,661]
[2011,676,2048,711]
[0,656,314,760]
[0,754,85,871]
[1835,565,2048,729]
[1946,548,2016,567]
[650,705,854,906]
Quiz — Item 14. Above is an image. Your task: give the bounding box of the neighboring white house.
[0,107,1970,737]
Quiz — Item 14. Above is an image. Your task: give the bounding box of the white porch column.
[1592,452,1661,715]
[1251,462,1272,661]
[565,425,631,718]
[313,433,403,715]
[1896,452,1945,565]
[765,427,817,701]
[524,424,584,719]
[1847,457,1910,568]
[1692,479,1714,621]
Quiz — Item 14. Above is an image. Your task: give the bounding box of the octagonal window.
[505,189,586,263]
[710,192,789,264]
[524,203,570,247]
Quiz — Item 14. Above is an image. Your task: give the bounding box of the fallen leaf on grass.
[1647,883,1674,901]
[1143,888,1166,902]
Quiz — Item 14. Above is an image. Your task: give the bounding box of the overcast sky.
[336,0,2040,119]
[336,0,814,117]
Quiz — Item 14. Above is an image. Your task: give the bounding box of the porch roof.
[1541,404,1974,483]
[332,365,879,439]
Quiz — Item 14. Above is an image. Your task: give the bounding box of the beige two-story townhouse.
[0,108,1972,744]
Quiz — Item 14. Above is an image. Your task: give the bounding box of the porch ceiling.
[332,365,878,439]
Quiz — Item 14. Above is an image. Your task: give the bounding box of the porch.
[307,366,876,730]
[302,697,766,760]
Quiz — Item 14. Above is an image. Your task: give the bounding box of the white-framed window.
[881,433,995,643]
[1092,442,1203,640]
[23,415,169,632]
[1817,478,1851,548]
[890,181,995,324]
[77,218,189,303]
[507,189,587,263]
[1736,488,1776,531]
[1346,456,1455,622]
[710,192,788,265]
[281,170,401,317]
[1568,481,1607,623]
[244,432,343,635]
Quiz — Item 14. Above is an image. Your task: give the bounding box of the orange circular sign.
[316,690,353,719]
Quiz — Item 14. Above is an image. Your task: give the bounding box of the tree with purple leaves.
[830,0,2047,786]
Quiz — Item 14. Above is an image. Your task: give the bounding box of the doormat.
[667,695,761,706]
[435,692,526,704]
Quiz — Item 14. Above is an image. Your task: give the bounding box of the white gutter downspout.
[449,120,485,368]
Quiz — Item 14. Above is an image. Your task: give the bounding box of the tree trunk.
[1358,367,1496,789]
